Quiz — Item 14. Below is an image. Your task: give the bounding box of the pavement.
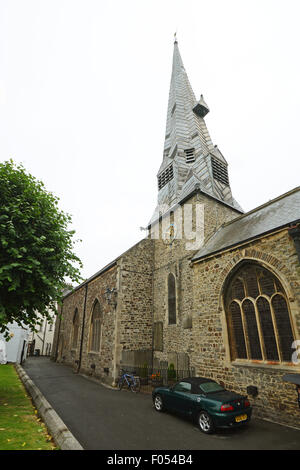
[15,363,83,450]
[22,356,300,451]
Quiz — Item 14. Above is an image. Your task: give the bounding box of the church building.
[52,39,300,429]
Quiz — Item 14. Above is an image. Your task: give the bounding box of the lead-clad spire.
[156,39,242,214]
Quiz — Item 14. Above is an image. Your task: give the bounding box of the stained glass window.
[225,263,294,363]
[90,300,102,352]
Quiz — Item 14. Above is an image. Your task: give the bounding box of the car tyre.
[198,411,215,434]
[154,394,165,412]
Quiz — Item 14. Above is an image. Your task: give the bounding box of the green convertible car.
[152,377,252,434]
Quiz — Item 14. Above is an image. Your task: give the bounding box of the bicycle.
[117,369,141,392]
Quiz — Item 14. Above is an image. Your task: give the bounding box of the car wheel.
[198,411,215,434]
[154,394,165,412]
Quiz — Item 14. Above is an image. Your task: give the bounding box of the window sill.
[231,360,300,373]
[88,351,100,355]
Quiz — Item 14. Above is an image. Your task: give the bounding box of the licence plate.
[235,414,247,423]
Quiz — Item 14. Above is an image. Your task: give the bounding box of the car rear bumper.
[213,408,252,428]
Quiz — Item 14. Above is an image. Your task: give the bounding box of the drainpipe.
[112,265,121,385]
[31,330,35,356]
[76,283,88,374]
[151,252,154,370]
[54,301,64,362]
[41,318,47,356]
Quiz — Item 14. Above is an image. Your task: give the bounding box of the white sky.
[0,0,299,281]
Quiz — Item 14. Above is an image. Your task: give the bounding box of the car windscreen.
[199,382,225,393]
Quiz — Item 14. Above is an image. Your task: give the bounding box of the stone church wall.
[152,193,239,369]
[51,284,86,366]
[52,237,155,383]
[52,264,118,384]
[79,266,118,382]
[192,228,300,428]
[117,238,154,368]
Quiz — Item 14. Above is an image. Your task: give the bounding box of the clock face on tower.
[162,223,177,245]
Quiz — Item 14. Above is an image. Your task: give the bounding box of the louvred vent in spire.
[211,157,229,186]
[158,164,174,190]
[184,148,195,163]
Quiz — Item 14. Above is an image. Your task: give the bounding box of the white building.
[27,310,57,356]
[0,322,30,364]
[0,307,57,362]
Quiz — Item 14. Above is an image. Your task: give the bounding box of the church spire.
[156,39,242,213]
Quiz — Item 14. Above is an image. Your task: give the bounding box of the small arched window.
[168,273,177,325]
[72,308,79,349]
[225,263,295,363]
[90,300,102,352]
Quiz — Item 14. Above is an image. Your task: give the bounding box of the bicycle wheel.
[117,378,124,391]
[130,377,140,393]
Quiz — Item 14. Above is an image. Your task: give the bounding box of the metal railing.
[119,364,195,393]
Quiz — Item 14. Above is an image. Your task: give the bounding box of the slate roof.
[160,40,214,171]
[156,40,242,213]
[192,186,300,262]
[62,259,117,299]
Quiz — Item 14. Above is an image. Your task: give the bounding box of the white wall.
[28,310,57,356]
[0,322,29,363]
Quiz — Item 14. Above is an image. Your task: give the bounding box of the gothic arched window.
[72,308,79,349]
[225,263,295,363]
[168,273,177,325]
[90,300,102,352]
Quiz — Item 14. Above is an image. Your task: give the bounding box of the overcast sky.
[0,0,299,281]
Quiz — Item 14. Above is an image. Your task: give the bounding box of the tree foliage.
[0,160,82,337]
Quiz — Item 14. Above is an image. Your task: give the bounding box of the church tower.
[154,38,242,217]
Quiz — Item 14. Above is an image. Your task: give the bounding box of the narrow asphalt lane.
[23,357,300,450]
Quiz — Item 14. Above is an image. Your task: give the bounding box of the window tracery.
[225,264,295,363]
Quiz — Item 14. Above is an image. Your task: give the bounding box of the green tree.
[0,160,82,337]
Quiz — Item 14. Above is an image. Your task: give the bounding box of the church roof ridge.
[222,185,300,229]
[192,185,300,263]
[62,235,155,299]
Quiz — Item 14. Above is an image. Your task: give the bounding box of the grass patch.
[0,364,57,450]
